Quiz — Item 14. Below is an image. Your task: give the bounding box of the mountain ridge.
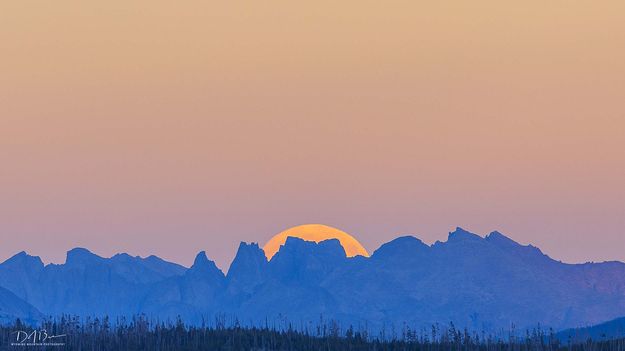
[1,228,624,332]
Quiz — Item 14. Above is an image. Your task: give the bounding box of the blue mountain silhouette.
[1,228,625,332]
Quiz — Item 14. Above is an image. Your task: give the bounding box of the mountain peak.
[236,241,265,256]
[486,231,520,247]
[278,236,347,259]
[447,227,482,242]
[372,236,429,260]
[229,242,267,268]
[186,251,226,285]
[65,247,101,265]
[1,251,44,270]
[189,251,223,276]
[269,237,348,283]
[192,251,210,267]
[484,231,550,263]
[317,238,347,257]
[226,242,268,292]
[110,252,135,262]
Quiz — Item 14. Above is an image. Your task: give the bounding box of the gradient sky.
[1,1,624,270]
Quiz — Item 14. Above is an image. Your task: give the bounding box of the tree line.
[0,315,623,351]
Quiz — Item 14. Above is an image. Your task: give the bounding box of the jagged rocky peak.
[189,251,224,276]
[446,227,483,242]
[316,238,347,257]
[267,237,348,284]
[228,242,267,275]
[372,235,429,260]
[226,242,269,292]
[192,251,211,267]
[276,236,347,260]
[236,241,267,260]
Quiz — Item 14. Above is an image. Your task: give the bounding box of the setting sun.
[263,224,369,260]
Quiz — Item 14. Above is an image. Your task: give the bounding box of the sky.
[1,1,624,270]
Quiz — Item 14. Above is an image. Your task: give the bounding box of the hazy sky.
[1,1,624,270]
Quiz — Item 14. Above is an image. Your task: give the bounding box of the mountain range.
[1,227,624,333]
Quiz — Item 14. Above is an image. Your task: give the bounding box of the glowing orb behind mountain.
[263,224,369,260]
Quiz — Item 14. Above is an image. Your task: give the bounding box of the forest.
[1,315,624,351]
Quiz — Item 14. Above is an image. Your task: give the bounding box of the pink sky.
[1,1,624,269]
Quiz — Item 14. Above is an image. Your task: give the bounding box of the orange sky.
[1,1,624,269]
